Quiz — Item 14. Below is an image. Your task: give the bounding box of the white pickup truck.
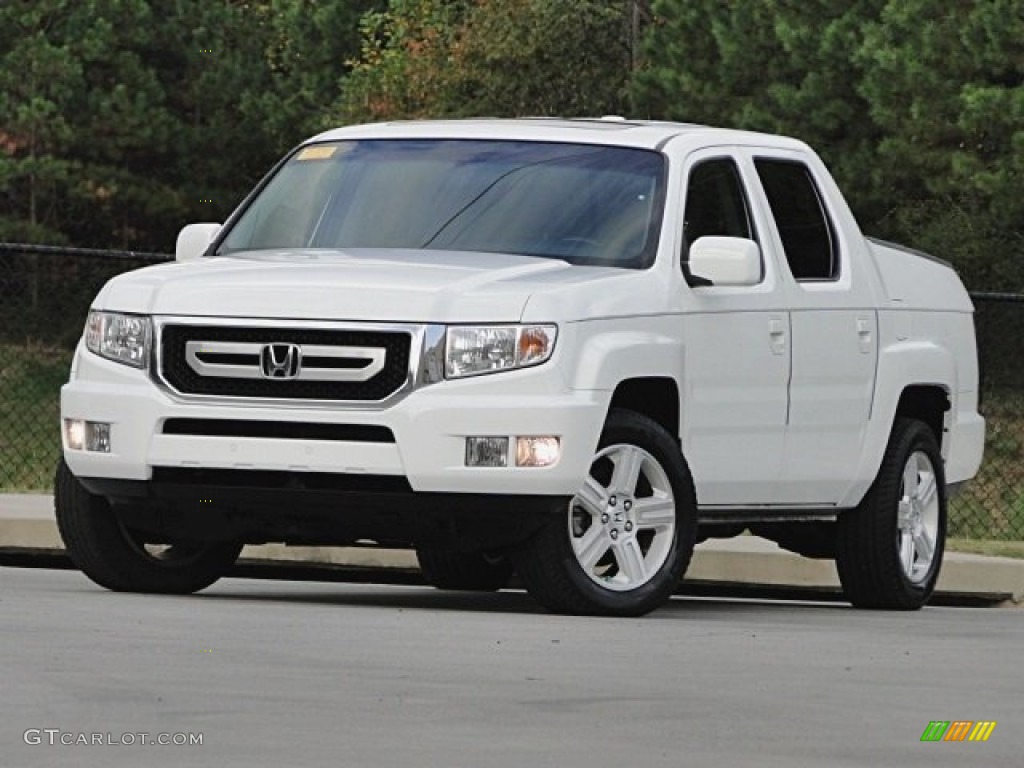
[57,118,985,616]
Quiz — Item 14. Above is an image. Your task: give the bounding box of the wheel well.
[609,378,679,439]
[894,385,949,446]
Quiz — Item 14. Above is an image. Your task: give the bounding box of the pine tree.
[859,0,1024,288]
[632,0,887,222]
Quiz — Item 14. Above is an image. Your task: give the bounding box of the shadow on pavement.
[0,548,1004,610]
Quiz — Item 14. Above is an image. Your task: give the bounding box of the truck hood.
[92,248,629,323]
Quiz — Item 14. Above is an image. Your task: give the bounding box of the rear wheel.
[513,409,697,616]
[55,459,242,594]
[415,549,514,591]
[836,418,946,609]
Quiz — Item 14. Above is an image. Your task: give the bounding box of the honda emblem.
[260,343,301,380]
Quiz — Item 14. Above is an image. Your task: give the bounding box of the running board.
[698,507,843,525]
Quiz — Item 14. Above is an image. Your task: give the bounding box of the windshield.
[218,139,666,268]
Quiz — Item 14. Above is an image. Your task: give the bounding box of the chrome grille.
[160,324,412,401]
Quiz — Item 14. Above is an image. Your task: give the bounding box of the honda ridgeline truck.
[56,119,985,616]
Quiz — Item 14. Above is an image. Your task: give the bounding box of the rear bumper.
[946,411,985,485]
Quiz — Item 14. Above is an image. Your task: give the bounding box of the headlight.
[84,311,152,368]
[445,325,557,379]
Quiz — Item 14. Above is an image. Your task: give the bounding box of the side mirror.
[688,236,762,287]
[175,223,221,262]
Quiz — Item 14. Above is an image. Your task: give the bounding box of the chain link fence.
[1,243,1022,540]
[0,244,170,491]
[957,293,1024,539]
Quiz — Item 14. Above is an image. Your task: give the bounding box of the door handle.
[856,316,873,354]
[769,317,786,356]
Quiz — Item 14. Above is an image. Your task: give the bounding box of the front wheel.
[836,418,946,609]
[513,409,697,616]
[55,459,242,594]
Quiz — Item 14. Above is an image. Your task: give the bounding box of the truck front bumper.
[61,344,608,498]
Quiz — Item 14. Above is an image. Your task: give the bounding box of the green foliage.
[0,0,1020,289]
[0,0,383,251]
[0,1,164,244]
[339,0,639,121]
[860,2,1024,210]
[340,0,468,121]
[248,0,384,141]
[858,0,1024,288]
[633,0,887,221]
[453,0,632,117]
[0,1,224,248]
[633,0,1023,291]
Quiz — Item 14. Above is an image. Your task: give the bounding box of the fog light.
[64,419,85,451]
[516,436,561,468]
[465,436,509,467]
[87,422,111,453]
[63,419,111,453]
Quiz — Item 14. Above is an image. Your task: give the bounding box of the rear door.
[750,151,880,505]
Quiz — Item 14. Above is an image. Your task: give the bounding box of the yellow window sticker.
[296,145,338,161]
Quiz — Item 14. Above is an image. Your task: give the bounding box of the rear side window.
[754,159,838,280]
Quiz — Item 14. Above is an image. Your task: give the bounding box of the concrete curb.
[3,494,1022,604]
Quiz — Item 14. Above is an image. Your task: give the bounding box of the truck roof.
[309,117,810,152]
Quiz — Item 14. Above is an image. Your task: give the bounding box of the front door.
[677,151,791,506]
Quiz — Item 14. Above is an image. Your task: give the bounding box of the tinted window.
[754,159,838,280]
[220,140,667,269]
[683,158,754,253]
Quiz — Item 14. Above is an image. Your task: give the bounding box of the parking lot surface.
[2,566,1020,767]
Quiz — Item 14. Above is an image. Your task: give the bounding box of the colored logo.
[920,721,996,742]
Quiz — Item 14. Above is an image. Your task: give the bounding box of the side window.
[682,158,755,258]
[754,159,838,281]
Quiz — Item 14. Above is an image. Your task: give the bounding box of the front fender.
[569,319,684,394]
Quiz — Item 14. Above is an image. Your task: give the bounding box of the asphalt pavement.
[2,566,1021,768]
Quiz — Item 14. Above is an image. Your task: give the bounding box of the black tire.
[415,549,514,591]
[836,418,947,609]
[55,459,242,594]
[513,409,698,617]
